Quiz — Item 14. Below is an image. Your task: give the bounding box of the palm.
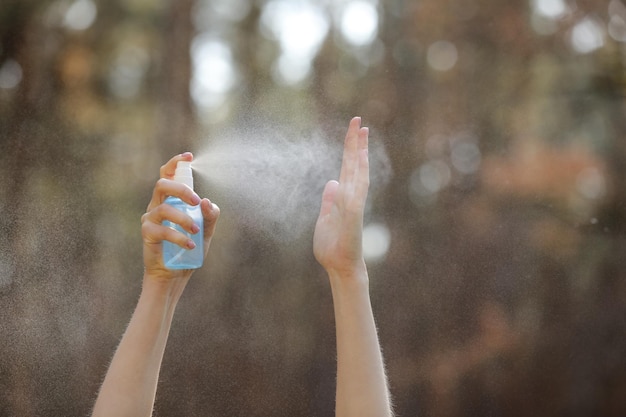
[314,118,369,273]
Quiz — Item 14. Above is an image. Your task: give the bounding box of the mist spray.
[162,161,203,269]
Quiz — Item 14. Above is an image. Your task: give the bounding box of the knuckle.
[141,220,153,238]
[155,178,169,189]
[153,204,167,216]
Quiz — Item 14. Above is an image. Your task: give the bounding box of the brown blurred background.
[1,0,626,416]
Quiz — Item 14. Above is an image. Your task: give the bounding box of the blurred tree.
[156,0,195,159]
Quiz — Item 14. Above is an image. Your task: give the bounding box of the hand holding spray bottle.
[162,161,204,269]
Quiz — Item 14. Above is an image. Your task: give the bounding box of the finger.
[358,126,369,153]
[160,152,193,179]
[355,127,370,202]
[317,180,339,219]
[142,203,200,235]
[147,178,201,211]
[348,124,369,190]
[339,117,361,185]
[200,198,220,239]
[141,221,197,250]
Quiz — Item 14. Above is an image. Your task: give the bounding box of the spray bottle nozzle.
[174,161,194,190]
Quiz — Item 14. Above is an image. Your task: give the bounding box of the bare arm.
[314,118,393,417]
[91,153,220,417]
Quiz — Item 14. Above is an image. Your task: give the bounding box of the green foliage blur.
[1,0,625,416]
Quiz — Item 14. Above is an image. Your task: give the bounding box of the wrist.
[142,271,190,303]
[326,259,369,290]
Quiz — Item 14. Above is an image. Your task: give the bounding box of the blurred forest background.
[1,0,626,416]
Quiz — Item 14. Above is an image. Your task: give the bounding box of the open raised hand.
[313,117,369,277]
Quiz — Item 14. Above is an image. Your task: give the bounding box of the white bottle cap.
[174,161,194,190]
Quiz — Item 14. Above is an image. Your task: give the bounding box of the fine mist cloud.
[192,124,392,242]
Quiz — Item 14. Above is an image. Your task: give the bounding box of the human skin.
[314,117,393,417]
[92,152,220,417]
[91,119,392,417]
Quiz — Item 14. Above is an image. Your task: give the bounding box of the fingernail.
[187,239,196,249]
[191,224,200,234]
[191,194,201,205]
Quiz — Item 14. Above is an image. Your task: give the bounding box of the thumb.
[201,199,220,244]
[318,180,339,219]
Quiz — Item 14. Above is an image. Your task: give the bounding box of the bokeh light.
[608,0,626,42]
[530,0,571,35]
[531,0,568,19]
[410,160,452,200]
[0,59,22,89]
[451,141,481,174]
[261,0,329,85]
[339,0,379,47]
[576,167,607,200]
[63,0,97,31]
[427,40,458,71]
[363,222,391,262]
[275,54,311,85]
[570,17,605,54]
[108,45,150,99]
[191,35,237,109]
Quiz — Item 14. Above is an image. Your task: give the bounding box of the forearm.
[329,262,392,417]
[92,275,187,417]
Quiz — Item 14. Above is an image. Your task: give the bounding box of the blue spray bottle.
[162,161,203,269]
